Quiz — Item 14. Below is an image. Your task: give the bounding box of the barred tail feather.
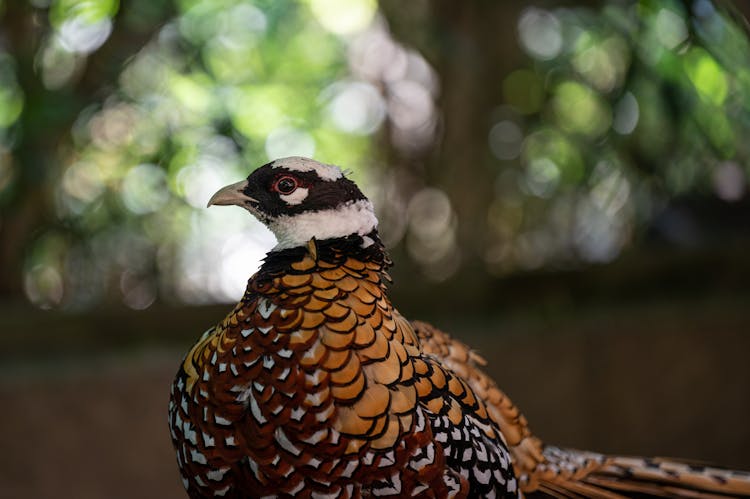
[590,455,750,498]
[527,447,750,498]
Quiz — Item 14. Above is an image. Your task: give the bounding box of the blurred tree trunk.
[378,1,527,271]
[0,1,50,299]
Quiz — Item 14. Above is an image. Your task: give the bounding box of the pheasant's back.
[168,238,519,498]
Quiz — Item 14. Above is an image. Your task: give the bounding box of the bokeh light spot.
[388,80,434,131]
[406,187,460,282]
[572,35,629,93]
[712,161,746,202]
[655,8,688,50]
[613,91,640,135]
[177,157,239,209]
[121,163,170,215]
[120,270,156,310]
[488,120,523,160]
[590,162,631,217]
[51,0,118,25]
[553,81,612,137]
[524,158,561,198]
[685,48,728,105]
[58,17,112,54]
[40,39,81,89]
[24,265,64,309]
[62,161,105,204]
[518,8,563,61]
[265,126,316,160]
[308,0,377,36]
[522,129,584,185]
[324,81,385,135]
[230,86,291,139]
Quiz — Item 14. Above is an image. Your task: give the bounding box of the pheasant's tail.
[528,447,750,499]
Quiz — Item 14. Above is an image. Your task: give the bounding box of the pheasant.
[168,156,750,498]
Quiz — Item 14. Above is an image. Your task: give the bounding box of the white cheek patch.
[279,187,309,206]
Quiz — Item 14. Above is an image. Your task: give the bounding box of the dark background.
[1,1,749,497]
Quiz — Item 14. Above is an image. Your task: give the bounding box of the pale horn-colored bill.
[207,180,258,208]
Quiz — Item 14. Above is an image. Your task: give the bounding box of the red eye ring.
[273,175,299,195]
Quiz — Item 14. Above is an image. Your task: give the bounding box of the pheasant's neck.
[256,230,391,283]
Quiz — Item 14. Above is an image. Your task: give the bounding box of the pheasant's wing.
[412,321,750,499]
[405,324,521,497]
[412,321,548,480]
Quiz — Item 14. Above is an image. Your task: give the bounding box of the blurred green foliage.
[0,0,749,311]
[482,0,750,273]
[2,0,384,308]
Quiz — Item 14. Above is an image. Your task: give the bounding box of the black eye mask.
[243,165,367,218]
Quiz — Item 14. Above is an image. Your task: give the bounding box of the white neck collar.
[269,199,378,250]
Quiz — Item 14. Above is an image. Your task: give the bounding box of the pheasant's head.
[208,156,378,249]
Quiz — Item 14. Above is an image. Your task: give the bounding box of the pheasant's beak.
[207,180,258,208]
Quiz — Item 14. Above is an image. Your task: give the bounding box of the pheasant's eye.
[273,176,298,194]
